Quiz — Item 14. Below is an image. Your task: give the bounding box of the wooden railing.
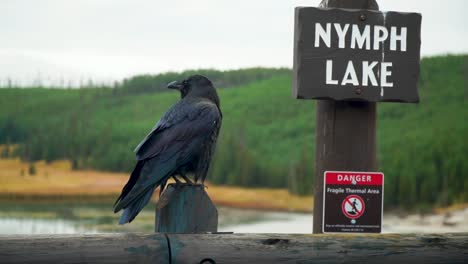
[1,233,467,263]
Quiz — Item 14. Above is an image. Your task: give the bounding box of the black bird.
[114,75,222,224]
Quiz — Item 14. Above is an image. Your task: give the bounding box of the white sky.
[1,0,467,86]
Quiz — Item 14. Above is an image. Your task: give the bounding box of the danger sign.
[323,171,384,233]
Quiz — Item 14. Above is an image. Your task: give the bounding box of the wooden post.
[156,183,218,233]
[313,0,379,234]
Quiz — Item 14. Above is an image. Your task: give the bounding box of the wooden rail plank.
[0,233,169,264]
[1,233,466,263]
[168,233,468,263]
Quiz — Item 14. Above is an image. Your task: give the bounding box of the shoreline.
[1,193,466,217]
[1,158,466,215]
[0,189,314,214]
[0,158,313,212]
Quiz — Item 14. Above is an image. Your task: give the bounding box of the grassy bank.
[0,158,313,212]
[5,157,465,215]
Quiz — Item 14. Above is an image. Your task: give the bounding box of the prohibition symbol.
[342,195,365,219]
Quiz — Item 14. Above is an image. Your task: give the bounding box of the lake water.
[1,202,467,234]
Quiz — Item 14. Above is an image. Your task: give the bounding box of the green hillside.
[0,55,466,209]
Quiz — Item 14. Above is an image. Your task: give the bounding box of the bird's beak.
[167,80,184,90]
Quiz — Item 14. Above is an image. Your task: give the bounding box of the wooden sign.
[323,171,384,233]
[293,7,422,103]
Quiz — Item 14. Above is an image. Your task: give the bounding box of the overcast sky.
[1,0,467,86]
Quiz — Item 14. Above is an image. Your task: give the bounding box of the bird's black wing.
[114,100,221,212]
[135,100,220,160]
[133,100,187,158]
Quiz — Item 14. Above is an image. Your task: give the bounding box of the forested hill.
[111,68,290,95]
[0,55,466,209]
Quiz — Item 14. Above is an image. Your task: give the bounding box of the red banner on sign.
[325,171,383,186]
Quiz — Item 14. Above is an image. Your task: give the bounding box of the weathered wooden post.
[156,183,218,233]
[293,0,421,233]
[313,0,379,235]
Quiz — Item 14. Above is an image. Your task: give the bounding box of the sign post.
[292,0,421,233]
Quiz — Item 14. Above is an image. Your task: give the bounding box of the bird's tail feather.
[114,160,145,209]
[118,185,156,225]
[115,156,177,223]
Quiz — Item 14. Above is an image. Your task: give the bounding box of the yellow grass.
[206,185,312,212]
[0,158,313,212]
[0,158,127,196]
[434,203,468,214]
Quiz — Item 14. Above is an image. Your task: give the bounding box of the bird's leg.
[201,175,208,189]
[201,180,208,189]
[193,174,207,187]
[172,175,182,184]
[180,173,193,184]
[159,179,168,197]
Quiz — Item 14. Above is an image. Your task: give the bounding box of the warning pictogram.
[342,195,365,219]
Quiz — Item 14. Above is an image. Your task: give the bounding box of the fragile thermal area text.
[326,187,380,194]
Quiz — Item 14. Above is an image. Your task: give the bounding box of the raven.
[114,75,222,224]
